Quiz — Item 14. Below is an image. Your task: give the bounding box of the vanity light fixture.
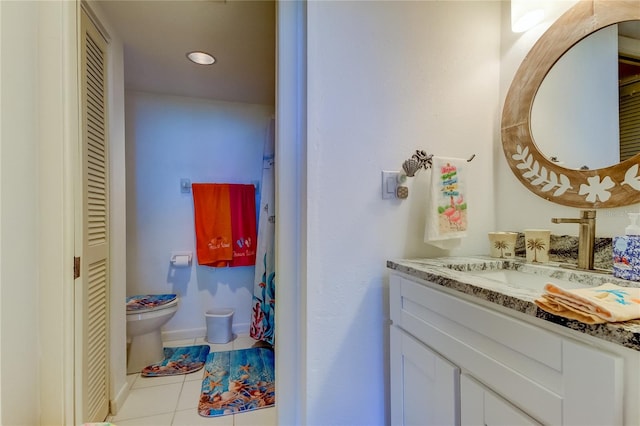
[186,51,216,65]
[511,0,545,33]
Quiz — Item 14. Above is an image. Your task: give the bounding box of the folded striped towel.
[535,283,640,324]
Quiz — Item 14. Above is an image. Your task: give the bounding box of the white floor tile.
[172,408,234,426]
[176,379,203,411]
[116,335,275,426]
[184,367,206,382]
[112,412,174,426]
[112,383,182,421]
[132,373,185,389]
[194,336,233,352]
[233,335,257,350]
[233,406,277,426]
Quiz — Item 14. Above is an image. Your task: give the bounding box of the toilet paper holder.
[170,251,193,267]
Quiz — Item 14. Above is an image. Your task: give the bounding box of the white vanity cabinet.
[390,326,460,426]
[460,374,540,426]
[389,272,625,426]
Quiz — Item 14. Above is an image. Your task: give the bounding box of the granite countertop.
[387,256,640,352]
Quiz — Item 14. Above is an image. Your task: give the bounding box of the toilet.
[126,294,179,374]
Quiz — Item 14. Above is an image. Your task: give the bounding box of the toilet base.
[127,329,164,374]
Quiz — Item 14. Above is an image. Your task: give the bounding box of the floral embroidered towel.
[424,157,468,249]
[535,283,640,324]
[228,184,257,267]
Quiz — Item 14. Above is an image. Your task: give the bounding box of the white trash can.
[205,309,234,343]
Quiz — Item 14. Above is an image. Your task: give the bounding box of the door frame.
[274,1,307,424]
[42,0,309,423]
[37,0,81,424]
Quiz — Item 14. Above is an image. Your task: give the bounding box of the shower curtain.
[250,119,275,345]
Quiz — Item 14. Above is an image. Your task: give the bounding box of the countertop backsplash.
[514,233,613,269]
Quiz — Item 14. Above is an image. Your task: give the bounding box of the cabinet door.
[460,374,541,426]
[390,327,460,426]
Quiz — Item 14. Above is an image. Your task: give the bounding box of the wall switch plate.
[381,171,400,199]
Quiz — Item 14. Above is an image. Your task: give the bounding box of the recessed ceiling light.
[186,51,216,65]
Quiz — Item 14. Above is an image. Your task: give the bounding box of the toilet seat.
[125,294,180,374]
[126,294,178,314]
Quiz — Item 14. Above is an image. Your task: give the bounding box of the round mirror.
[502,0,640,208]
[532,21,640,171]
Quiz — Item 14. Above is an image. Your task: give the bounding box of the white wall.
[304,2,501,424]
[497,0,639,236]
[125,92,273,338]
[0,2,39,424]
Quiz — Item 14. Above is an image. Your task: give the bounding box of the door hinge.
[74,256,81,279]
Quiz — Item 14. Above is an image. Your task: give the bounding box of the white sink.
[464,268,585,291]
[438,258,617,292]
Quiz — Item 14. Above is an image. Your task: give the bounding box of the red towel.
[228,184,257,267]
[192,184,233,267]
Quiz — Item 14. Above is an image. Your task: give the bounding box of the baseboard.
[162,322,250,342]
[110,380,130,416]
[162,327,205,341]
[232,322,249,335]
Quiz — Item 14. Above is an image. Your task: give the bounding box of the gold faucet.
[551,210,596,270]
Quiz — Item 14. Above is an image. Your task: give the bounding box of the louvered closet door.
[80,8,110,423]
[619,81,640,162]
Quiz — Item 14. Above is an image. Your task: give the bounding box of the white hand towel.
[424,156,468,249]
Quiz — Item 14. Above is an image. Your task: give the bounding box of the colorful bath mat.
[198,347,275,417]
[141,345,210,377]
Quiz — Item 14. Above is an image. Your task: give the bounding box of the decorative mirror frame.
[502,0,640,208]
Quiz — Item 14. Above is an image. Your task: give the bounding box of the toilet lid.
[126,294,177,312]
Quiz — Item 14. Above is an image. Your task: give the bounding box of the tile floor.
[109,335,276,426]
